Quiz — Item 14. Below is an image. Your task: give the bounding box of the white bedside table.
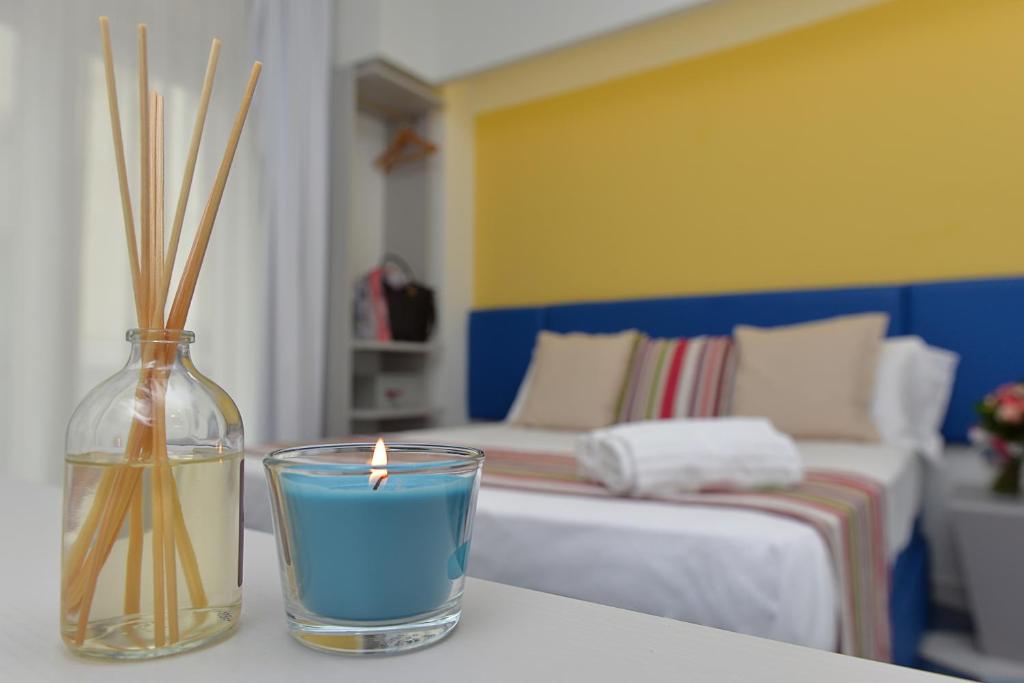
[948,484,1024,663]
[922,445,992,610]
[919,446,1024,680]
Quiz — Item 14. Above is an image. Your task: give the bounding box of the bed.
[244,275,1024,666]
[396,424,921,653]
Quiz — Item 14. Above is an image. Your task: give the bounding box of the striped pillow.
[617,335,737,422]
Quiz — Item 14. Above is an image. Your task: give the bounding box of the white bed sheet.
[242,423,921,652]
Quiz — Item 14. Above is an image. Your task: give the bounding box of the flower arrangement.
[972,382,1024,495]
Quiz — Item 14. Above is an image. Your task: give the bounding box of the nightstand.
[948,483,1024,663]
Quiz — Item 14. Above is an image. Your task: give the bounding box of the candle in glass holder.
[264,440,483,654]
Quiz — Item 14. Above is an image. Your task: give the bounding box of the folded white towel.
[576,418,803,496]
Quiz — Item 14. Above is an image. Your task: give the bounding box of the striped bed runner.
[482,447,891,662]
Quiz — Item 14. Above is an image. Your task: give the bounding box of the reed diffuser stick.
[162,39,221,308]
[98,17,142,322]
[147,91,159,326]
[153,92,181,643]
[124,483,143,613]
[155,388,179,642]
[152,92,165,322]
[73,463,144,643]
[138,24,150,327]
[167,61,261,329]
[61,469,114,600]
[146,90,167,648]
[172,483,209,608]
[79,28,149,614]
[151,427,166,647]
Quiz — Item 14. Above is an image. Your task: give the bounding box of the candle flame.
[370,438,388,490]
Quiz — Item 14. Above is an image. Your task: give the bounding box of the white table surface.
[2,479,956,683]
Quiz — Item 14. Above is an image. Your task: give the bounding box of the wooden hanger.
[375,126,437,173]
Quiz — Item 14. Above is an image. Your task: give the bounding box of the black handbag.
[381,255,436,342]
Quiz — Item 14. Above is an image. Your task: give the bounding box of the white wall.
[427,96,471,426]
[348,113,387,280]
[378,0,440,81]
[334,0,710,83]
[426,0,709,81]
[334,0,381,68]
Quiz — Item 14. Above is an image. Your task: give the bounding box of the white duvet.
[243,423,921,652]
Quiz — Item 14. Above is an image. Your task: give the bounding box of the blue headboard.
[468,276,1024,442]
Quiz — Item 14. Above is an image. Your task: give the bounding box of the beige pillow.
[731,313,887,441]
[515,330,639,430]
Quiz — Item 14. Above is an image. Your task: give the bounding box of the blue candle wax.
[280,470,475,621]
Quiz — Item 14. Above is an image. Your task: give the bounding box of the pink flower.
[996,402,1024,425]
[993,384,1024,404]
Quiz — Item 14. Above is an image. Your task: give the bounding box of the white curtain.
[250,0,333,441]
[0,0,334,484]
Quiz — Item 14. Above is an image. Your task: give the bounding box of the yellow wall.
[474,0,1024,308]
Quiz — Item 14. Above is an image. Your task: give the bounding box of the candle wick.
[372,476,386,491]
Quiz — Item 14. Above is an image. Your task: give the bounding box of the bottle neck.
[125,329,195,369]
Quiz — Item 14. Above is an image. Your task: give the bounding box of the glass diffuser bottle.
[61,329,243,659]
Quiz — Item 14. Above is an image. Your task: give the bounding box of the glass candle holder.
[264,442,484,655]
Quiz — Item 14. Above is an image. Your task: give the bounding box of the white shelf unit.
[352,339,434,354]
[355,60,441,119]
[324,58,440,437]
[351,406,437,421]
[350,342,436,431]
